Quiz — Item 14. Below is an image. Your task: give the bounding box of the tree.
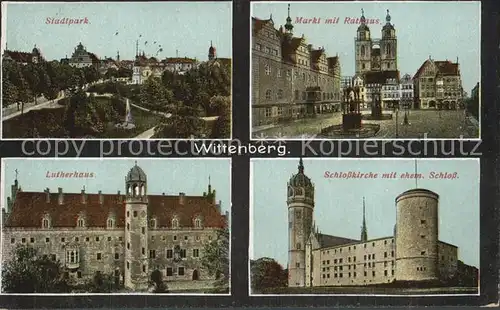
[250,257,288,293]
[150,269,168,293]
[2,79,19,108]
[209,95,231,138]
[84,271,117,293]
[2,245,69,293]
[154,102,208,138]
[139,77,172,112]
[201,227,230,291]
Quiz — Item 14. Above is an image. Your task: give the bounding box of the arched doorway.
[192,269,199,281]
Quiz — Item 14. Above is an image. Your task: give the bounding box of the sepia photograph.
[251,1,480,139]
[250,158,479,295]
[1,158,230,294]
[1,1,232,139]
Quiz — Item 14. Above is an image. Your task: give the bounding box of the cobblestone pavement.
[253,110,478,139]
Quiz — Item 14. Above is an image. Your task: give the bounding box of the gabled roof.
[414,59,460,78]
[252,17,274,36]
[88,52,100,63]
[327,56,339,68]
[164,57,197,64]
[3,50,34,63]
[315,233,358,248]
[6,191,227,229]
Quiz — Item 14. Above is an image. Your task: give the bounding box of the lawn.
[2,97,161,139]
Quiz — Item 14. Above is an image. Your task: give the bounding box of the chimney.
[211,189,216,204]
[81,189,87,204]
[99,190,103,204]
[162,192,165,196]
[58,187,63,205]
[117,190,120,195]
[44,188,50,203]
[179,192,185,205]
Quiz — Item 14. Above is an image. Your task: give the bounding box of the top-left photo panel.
[1,1,232,140]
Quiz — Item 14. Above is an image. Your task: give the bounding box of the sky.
[2,158,231,216]
[250,158,480,268]
[2,1,232,61]
[252,1,481,94]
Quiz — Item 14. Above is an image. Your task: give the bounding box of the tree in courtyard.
[201,226,230,292]
[139,77,173,112]
[150,269,168,293]
[154,102,208,138]
[1,245,69,293]
[250,257,288,293]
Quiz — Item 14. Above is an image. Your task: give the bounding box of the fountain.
[318,86,380,138]
[114,98,136,129]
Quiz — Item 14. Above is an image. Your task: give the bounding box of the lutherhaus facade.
[2,164,228,292]
[287,159,459,288]
[252,5,342,127]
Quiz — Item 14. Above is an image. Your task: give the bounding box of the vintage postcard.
[251,1,480,140]
[250,158,479,295]
[1,2,232,139]
[0,158,230,294]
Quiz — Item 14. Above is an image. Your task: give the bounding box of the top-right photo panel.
[251,1,480,140]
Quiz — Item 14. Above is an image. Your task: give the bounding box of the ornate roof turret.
[357,8,370,33]
[284,4,294,33]
[126,161,147,182]
[289,158,313,188]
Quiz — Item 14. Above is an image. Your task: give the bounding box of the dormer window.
[77,217,85,228]
[42,214,51,229]
[194,218,202,228]
[150,218,157,229]
[172,218,179,229]
[107,218,115,229]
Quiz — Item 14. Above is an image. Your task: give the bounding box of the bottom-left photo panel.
[0,158,231,295]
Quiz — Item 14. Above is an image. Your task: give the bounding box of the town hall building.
[2,163,228,292]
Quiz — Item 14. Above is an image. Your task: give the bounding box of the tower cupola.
[125,161,147,199]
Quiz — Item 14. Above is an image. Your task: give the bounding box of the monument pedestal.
[342,113,362,130]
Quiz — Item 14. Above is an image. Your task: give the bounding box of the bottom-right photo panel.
[250,158,479,296]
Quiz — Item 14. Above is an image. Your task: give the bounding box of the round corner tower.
[395,188,439,282]
[287,158,314,287]
[124,162,149,290]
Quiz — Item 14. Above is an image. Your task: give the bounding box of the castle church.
[2,163,228,292]
[287,159,460,287]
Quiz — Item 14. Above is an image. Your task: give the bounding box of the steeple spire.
[284,4,294,33]
[361,8,366,24]
[298,157,304,174]
[385,9,391,24]
[361,197,368,242]
[208,175,212,194]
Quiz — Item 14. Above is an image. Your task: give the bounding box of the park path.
[3,80,109,121]
[134,126,157,139]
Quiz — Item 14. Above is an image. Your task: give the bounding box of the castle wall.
[438,241,458,280]
[312,237,395,286]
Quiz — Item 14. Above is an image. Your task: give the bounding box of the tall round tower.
[124,162,149,290]
[287,158,314,287]
[395,189,439,282]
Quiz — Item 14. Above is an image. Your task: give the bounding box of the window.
[75,237,79,242]
[265,64,271,75]
[86,237,90,242]
[142,227,145,234]
[142,265,146,273]
[30,238,34,243]
[173,235,177,241]
[127,211,130,217]
[42,219,49,228]
[372,271,376,277]
[10,238,15,244]
[194,218,201,228]
[421,251,426,255]
[184,236,188,241]
[46,238,50,243]
[166,249,173,258]
[107,236,111,242]
[384,270,388,276]
[150,219,156,228]
[127,261,130,269]
[127,242,130,250]
[60,238,64,243]
[115,253,119,260]
[296,262,300,268]
[277,89,284,100]
[133,211,138,217]
[193,249,199,257]
[172,219,179,229]
[96,237,100,242]
[265,89,272,100]
[142,248,145,255]
[97,253,102,260]
[178,267,185,276]
[77,271,82,278]
[150,250,156,258]
[51,254,56,261]
[167,267,173,276]
[180,249,187,258]
[296,243,301,250]
[127,223,130,230]
[77,218,85,227]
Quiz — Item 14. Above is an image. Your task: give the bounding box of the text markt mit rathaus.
[46,17,90,25]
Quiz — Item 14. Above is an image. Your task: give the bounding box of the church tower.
[380,9,397,71]
[287,158,315,287]
[124,162,149,290]
[208,41,216,60]
[355,9,372,74]
[360,197,368,242]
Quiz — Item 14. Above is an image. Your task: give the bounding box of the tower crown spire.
[285,4,293,33]
[361,197,368,242]
[386,9,391,23]
[298,157,304,174]
[361,8,366,24]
